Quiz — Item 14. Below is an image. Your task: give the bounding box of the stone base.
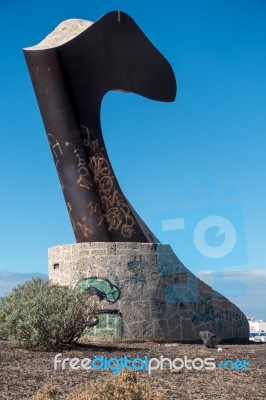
[48,242,249,342]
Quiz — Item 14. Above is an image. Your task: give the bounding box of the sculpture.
[24,11,176,243]
[24,11,249,342]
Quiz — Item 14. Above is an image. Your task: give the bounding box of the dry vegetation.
[29,371,164,400]
[0,340,265,400]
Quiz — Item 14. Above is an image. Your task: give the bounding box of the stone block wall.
[48,242,249,342]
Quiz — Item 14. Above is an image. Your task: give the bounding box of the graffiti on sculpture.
[99,258,147,290]
[191,298,215,323]
[76,277,120,302]
[24,11,176,243]
[81,125,137,238]
[76,277,122,338]
[190,296,245,332]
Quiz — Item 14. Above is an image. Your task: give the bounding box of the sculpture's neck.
[23,11,176,243]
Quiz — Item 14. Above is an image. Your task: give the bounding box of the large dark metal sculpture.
[24,11,176,242]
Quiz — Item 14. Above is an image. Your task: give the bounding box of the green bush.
[0,278,97,349]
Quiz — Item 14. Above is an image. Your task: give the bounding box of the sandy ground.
[0,340,265,400]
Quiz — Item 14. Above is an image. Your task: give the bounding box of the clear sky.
[0,0,265,318]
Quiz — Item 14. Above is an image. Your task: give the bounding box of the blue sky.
[0,0,265,318]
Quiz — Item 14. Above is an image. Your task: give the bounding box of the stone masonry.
[49,242,249,342]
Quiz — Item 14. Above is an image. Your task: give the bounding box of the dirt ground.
[0,340,265,400]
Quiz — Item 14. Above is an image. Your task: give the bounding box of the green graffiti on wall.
[76,277,120,302]
[76,277,122,339]
[84,313,122,339]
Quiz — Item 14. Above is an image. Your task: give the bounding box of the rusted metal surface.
[24,11,176,242]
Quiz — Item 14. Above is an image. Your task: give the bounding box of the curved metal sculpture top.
[24,11,176,243]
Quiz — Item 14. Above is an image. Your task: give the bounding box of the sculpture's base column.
[48,242,249,342]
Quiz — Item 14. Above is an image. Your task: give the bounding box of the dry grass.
[28,384,60,400]
[29,371,164,400]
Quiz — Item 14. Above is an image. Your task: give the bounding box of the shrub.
[30,371,165,400]
[0,278,97,349]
